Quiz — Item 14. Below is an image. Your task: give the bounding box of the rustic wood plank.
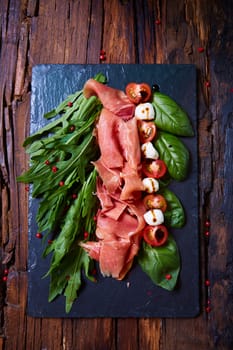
[30,0,92,65]
[14,19,30,98]
[161,318,212,350]
[26,0,39,17]
[116,319,138,350]
[14,96,31,270]
[103,0,136,63]
[4,271,28,350]
[73,319,116,350]
[25,317,42,350]
[86,1,104,64]
[40,318,63,350]
[134,0,157,63]
[139,318,161,349]
[207,1,233,347]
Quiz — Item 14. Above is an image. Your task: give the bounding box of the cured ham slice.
[80,80,146,280]
[95,108,124,169]
[120,162,144,201]
[93,159,121,194]
[94,107,143,200]
[81,238,138,280]
[81,211,142,279]
[81,181,146,279]
[118,116,141,168]
[97,237,139,279]
[83,79,135,120]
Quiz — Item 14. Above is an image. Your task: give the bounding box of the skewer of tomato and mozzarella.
[125,82,170,247]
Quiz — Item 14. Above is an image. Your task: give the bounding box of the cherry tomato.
[126,83,152,104]
[137,120,156,143]
[143,194,167,212]
[142,225,168,247]
[142,159,167,179]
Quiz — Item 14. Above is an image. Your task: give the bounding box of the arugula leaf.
[48,245,95,310]
[152,92,194,137]
[159,188,185,228]
[17,73,107,312]
[137,236,180,291]
[64,248,95,313]
[154,131,190,181]
[45,170,98,312]
[44,91,83,119]
[44,170,98,276]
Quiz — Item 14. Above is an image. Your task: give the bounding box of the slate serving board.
[28,64,199,318]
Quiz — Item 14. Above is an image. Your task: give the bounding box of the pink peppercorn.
[35,232,43,239]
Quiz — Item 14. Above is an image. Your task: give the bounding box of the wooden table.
[0,0,232,349]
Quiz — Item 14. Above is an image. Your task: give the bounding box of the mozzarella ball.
[143,209,164,226]
[135,103,155,120]
[141,142,159,159]
[142,178,159,193]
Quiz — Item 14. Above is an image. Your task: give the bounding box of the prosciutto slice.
[81,210,142,279]
[93,106,143,200]
[83,79,135,120]
[80,80,146,280]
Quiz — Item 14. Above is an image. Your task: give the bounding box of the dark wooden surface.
[0,0,233,349]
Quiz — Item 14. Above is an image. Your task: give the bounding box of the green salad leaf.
[154,131,190,181]
[137,236,180,291]
[17,73,106,312]
[45,170,98,312]
[159,188,185,228]
[152,92,194,137]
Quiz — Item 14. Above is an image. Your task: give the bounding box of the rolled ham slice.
[83,79,135,120]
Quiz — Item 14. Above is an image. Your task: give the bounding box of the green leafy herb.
[159,188,185,228]
[152,92,194,137]
[17,73,107,312]
[137,236,180,291]
[44,170,98,312]
[154,131,190,181]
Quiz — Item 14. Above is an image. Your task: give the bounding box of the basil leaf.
[154,131,189,181]
[160,188,185,228]
[152,92,194,137]
[137,236,180,291]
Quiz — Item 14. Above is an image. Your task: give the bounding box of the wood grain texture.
[0,0,233,349]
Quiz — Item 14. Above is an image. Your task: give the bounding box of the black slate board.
[28,64,199,318]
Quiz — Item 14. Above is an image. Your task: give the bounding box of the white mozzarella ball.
[135,103,155,120]
[142,178,159,193]
[141,142,159,159]
[143,209,164,226]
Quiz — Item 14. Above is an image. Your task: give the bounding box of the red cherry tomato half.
[143,194,167,212]
[126,83,152,104]
[142,159,167,179]
[143,225,168,247]
[137,120,157,143]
